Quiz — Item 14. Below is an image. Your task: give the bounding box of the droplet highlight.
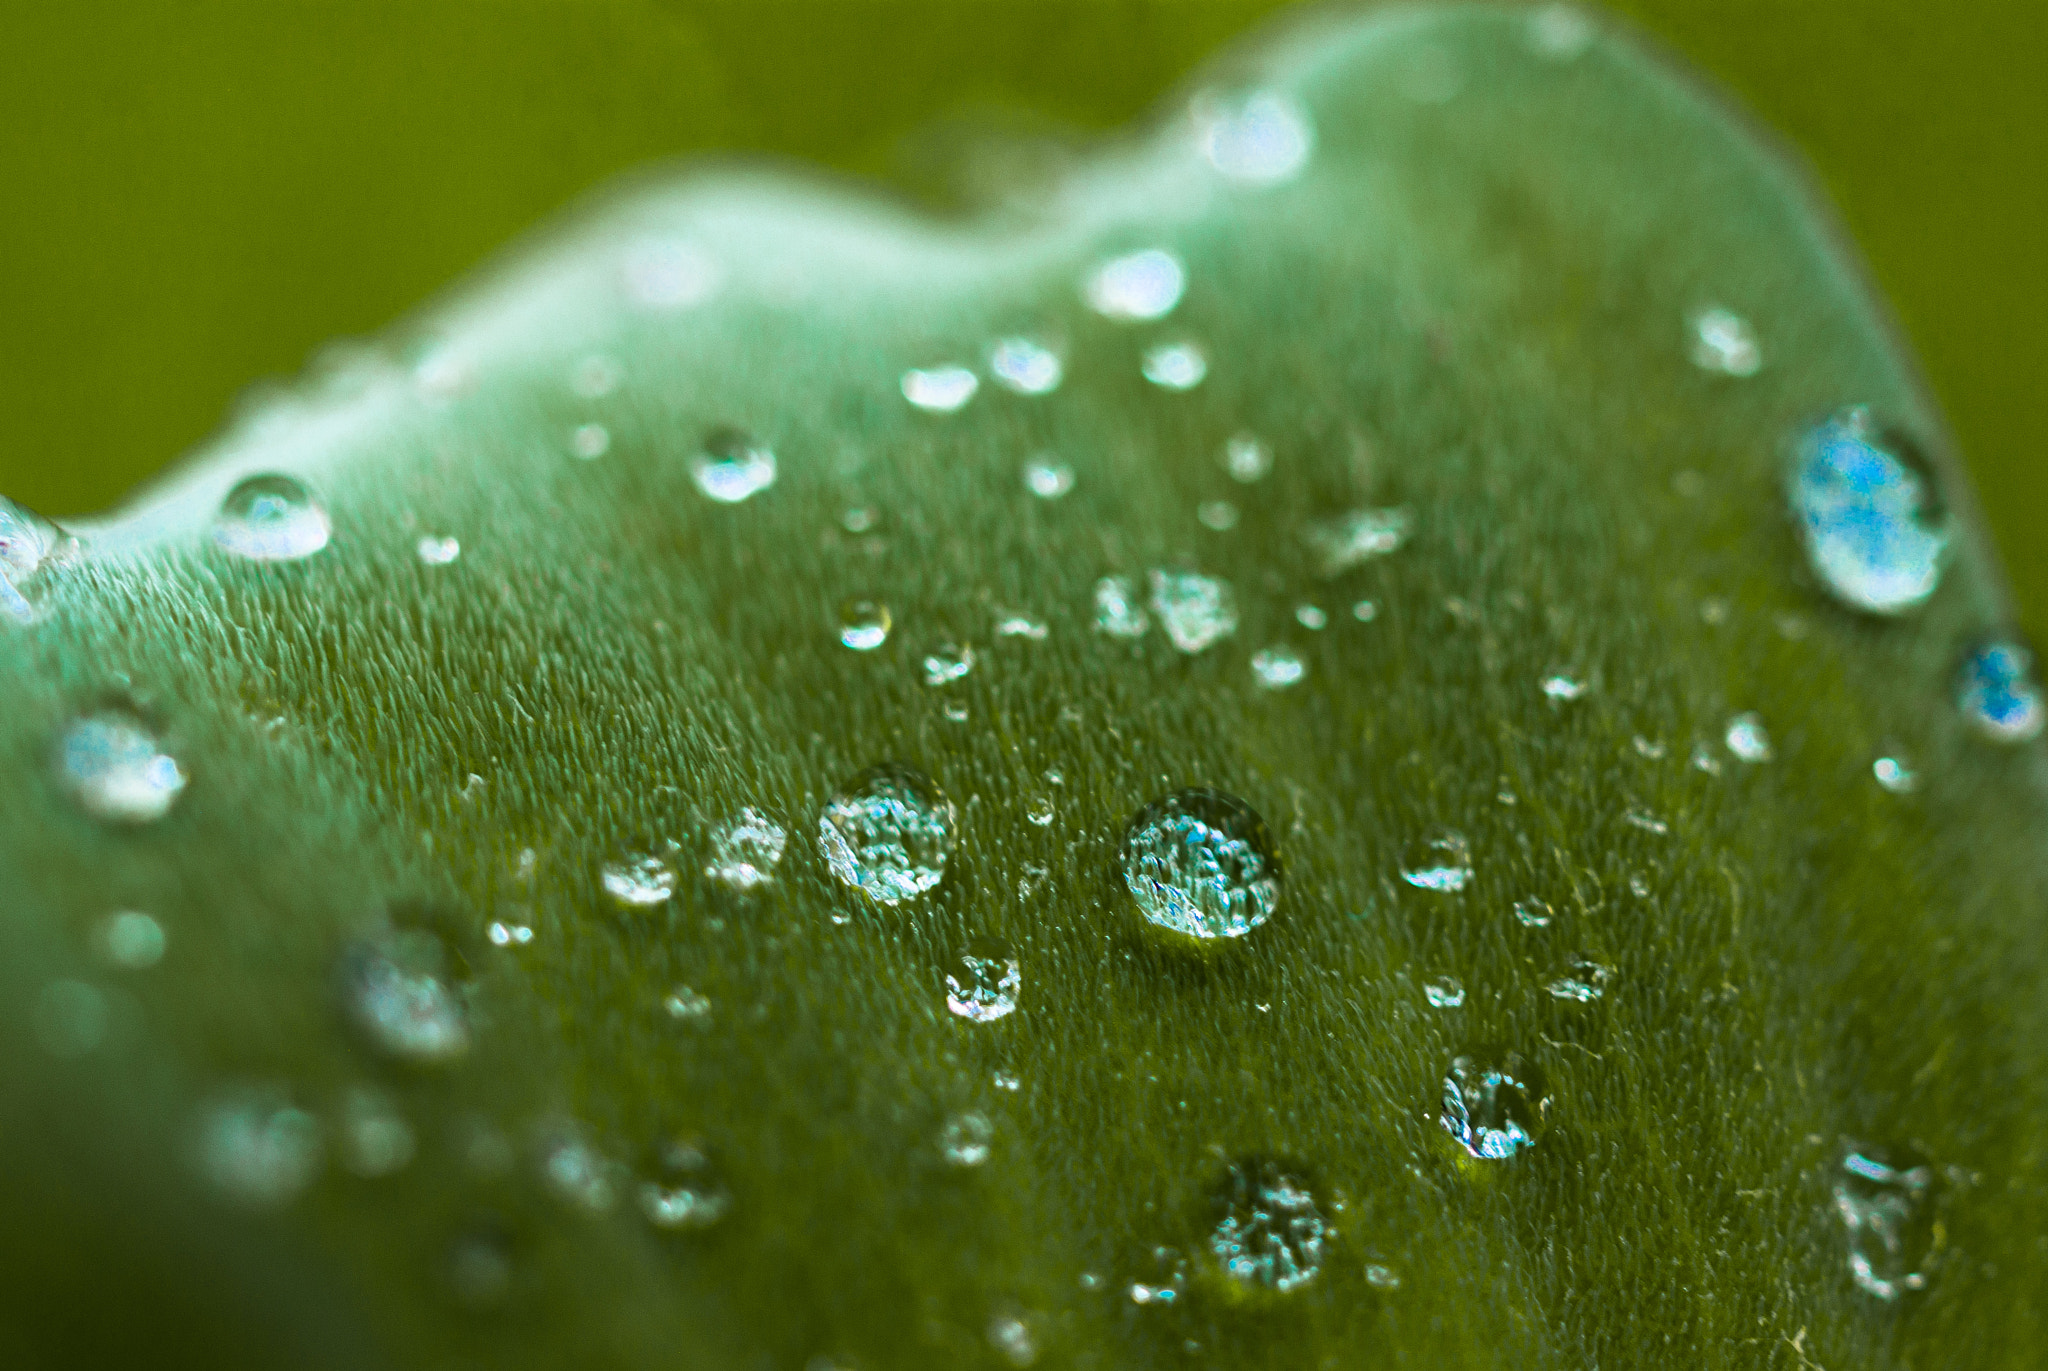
[819,764,955,905]
[1833,1141,1941,1300]
[902,364,979,413]
[1083,248,1186,322]
[213,474,330,561]
[946,934,1022,1023]
[1120,789,1281,940]
[692,426,777,504]
[1149,569,1237,653]
[58,713,187,825]
[1957,640,2046,743]
[1787,408,1947,615]
[705,808,787,891]
[1400,829,1473,893]
[1439,1048,1550,1160]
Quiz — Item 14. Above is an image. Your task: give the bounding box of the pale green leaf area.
[3,6,2044,1368]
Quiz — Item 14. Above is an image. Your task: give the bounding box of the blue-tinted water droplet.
[415,535,460,566]
[339,1086,415,1177]
[1688,306,1762,376]
[1439,1048,1550,1159]
[1023,457,1075,500]
[1400,829,1472,892]
[1513,897,1553,928]
[819,764,955,905]
[989,338,1063,396]
[603,854,677,907]
[58,713,186,825]
[1424,975,1467,1008]
[902,364,979,413]
[988,1311,1039,1367]
[1833,1141,1941,1299]
[1193,91,1314,187]
[1545,957,1614,1003]
[838,599,893,651]
[1541,672,1588,703]
[996,609,1049,641]
[1206,1157,1327,1292]
[539,1128,618,1213]
[1725,712,1773,763]
[1083,249,1186,322]
[1141,341,1207,391]
[1250,646,1306,690]
[1957,640,2045,743]
[214,474,330,561]
[0,496,64,624]
[1121,789,1281,940]
[946,934,1022,1023]
[1304,507,1413,577]
[705,808,786,891]
[1365,1263,1402,1290]
[1094,577,1149,638]
[1352,599,1379,622]
[1872,756,1918,793]
[1294,605,1327,631]
[923,642,975,687]
[692,426,777,503]
[1149,569,1237,653]
[665,986,713,1021]
[339,929,470,1064]
[1787,409,1947,614]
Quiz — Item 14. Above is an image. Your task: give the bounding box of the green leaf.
[3,6,2044,1368]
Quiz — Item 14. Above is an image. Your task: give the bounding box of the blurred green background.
[3,0,2042,630]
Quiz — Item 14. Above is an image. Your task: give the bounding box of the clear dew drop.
[1424,975,1467,1008]
[570,422,611,459]
[1439,1048,1550,1160]
[539,1129,618,1213]
[1026,796,1055,826]
[1365,1263,1402,1290]
[940,1110,994,1167]
[0,495,63,623]
[1957,640,2046,743]
[839,506,878,534]
[1352,599,1379,622]
[1400,829,1473,893]
[213,474,330,561]
[603,854,677,908]
[1513,897,1553,928]
[1545,957,1615,1003]
[1833,1141,1941,1300]
[1873,756,1918,794]
[1624,808,1669,835]
[665,986,713,1021]
[989,338,1063,396]
[1633,735,1667,759]
[988,1311,1039,1368]
[691,426,777,503]
[1206,1157,1328,1293]
[1304,507,1413,577]
[197,1088,323,1206]
[1295,604,1327,630]
[1093,576,1150,638]
[902,364,979,413]
[1691,740,1724,775]
[1250,645,1306,690]
[1193,90,1314,186]
[639,1138,731,1231]
[838,599,893,651]
[1023,457,1076,500]
[58,712,187,825]
[1224,432,1274,483]
[1689,306,1762,376]
[1787,408,1948,615]
[1141,341,1208,391]
[996,610,1049,641]
[486,920,533,946]
[1120,788,1281,940]
[945,934,1022,1023]
[1083,248,1186,321]
[1725,712,1774,763]
[415,535,460,566]
[922,642,976,687]
[705,807,787,891]
[98,910,167,968]
[1541,672,1588,703]
[1197,499,1240,531]
[819,763,955,905]
[1148,569,1238,653]
[338,928,470,1064]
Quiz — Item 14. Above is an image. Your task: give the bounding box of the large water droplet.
[1141,341,1208,391]
[940,1110,994,1166]
[1206,1157,1327,1292]
[989,338,1063,396]
[902,365,979,413]
[1540,672,1588,703]
[1149,569,1237,653]
[1439,1048,1550,1159]
[603,854,677,908]
[639,1138,731,1231]
[1688,306,1762,376]
[838,599,893,651]
[1093,576,1150,639]
[1957,640,2046,743]
[1083,248,1186,322]
[946,934,1022,1023]
[213,474,330,561]
[1303,507,1413,577]
[58,712,187,825]
[705,808,786,891]
[1400,829,1472,893]
[1528,4,1596,58]
[692,426,777,503]
[0,495,63,623]
[1724,712,1773,763]
[1250,646,1306,690]
[197,1088,323,1206]
[1193,90,1314,186]
[1121,789,1281,940]
[338,929,470,1064]
[819,764,955,904]
[1833,1141,1941,1299]
[1787,409,1948,615]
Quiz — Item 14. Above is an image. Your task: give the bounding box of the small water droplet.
[1725,712,1773,763]
[1528,3,1596,57]
[988,1311,1038,1367]
[338,928,470,1065]
[819,764,955,905]
[1545,957,1614,1003]
[198,1088,323,1206]
[1084,248,1186,321]
[1400,829,1472,893]
[665,986,713,1021]
[838,599,893,651]
[1197,499,1240,531]
[705,807,787,891]
[1513,897,1553,928]
[639,1139,731,1231]
[1304,507,1413,576]
[1293,606,1327,632]
[1149,569,1237,653]
[1439,1048,1550,1159]
[1206,1157,1327,1292]
[996,610,1049,640]
[570,423,611,459]
[58,712,187,825]
[1093,576,1150,638]
[1633,735,1667,759]
[1541,673,1588,703]
[1623,808,1669,835]
[1365,1263,1403,1290]
[1194,90,1314,186]
[416,535,461,566]
[621,237,720,309]
[902,364,979,413]
[1023,457,1076,500]
[922,642,976,687]
[692,426,777,503]
[1691,740,1724,775]
[1223,433,1274,483]
[0,496,64,623]
[1688,306,1762,376]
[213,474,330,561]
[1352,599,1379,622]
[1873,756,1918,794]
[946,934,1022,1023]
[1250,645,1306,690]
[539,1129,617,1213]
[1787,408,1947,615]
[1026,796,1055,826]
[603,854,677,908]
[994,1069,1023,1092]
[1142,341,1207,390]
[486,920,533,947]
[989,338,1063,396]
[940,1110,994,1166]
[1957,640,2046,743]
[340,1086,415,1177]
[1424,976,1467,1008]
[98,910,167,968]
[1121,789,1281,940]
[839,506,878,534]
[570,354,623,399]
[942,701,970,724]
[1628,873,1652,899]
[1834,1141,1941,1299]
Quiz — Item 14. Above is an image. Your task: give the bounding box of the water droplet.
[838,599,893,651]
[1141,341,1207,390]
[1026,796,1055,826]
[940,1110,994,1166]
[1121,789,1281,940]
[1725,712,1773,763]
[1633,735,1667,759]
[946,934,1022,1023]
[603,854,677,908]
[1439,1048,1550,1159]
[1623,808,1669,835]
[1093,576,1150,639]
[705,807,786,891]
[988,1311,1039,1367]
[994,1069,1022,1092]
[692,426,777,503]
[1628,873,1652,899]
[539,1130,617,1213]
[1304,507,1413,576]
[1250,646,1306,690]
[1528,3,1596,57]
[58,713,187,825]
[570,423,611,459]
[902,364,979,413]
[621,237,720,309]
[639,1139,731,1231]
[1365,1263,1403,1290]
[0,496,63,623]
[1957,640,2046,743]
[486,920,533,946]
[1691,741,1724,775]
[570,354,623,399]
[1223,433,1274,483]
[1787,409,1948,615]
[1206,1157,1327,1292]
[1149,569,1237,653]
[922,642,976,687]
[98,910,167,968]
[1834,1142,1941,1299]
[1197,499,1240,531]
[1545,957,1614,1003]
[415,535,460,566]
[1290,607,1326,634]
[1400,829,1472,893]
[1194,90,1314,186]
[839,506,878,534]
[819,764,955,905]
[1352,599,1379,622]
[665,986,713,1021]
[1023,458,1076,500]
[989,338,1063,396]
[339,1086,415,1177]
[1688,306,1762,376]
[942,702,970,724]
[1424,976,1467,1008]
[1541,673,1588,703]
[1513,897,1553,928]
[198,1089,323,1206]
[996,610,1049,640]
[1873,756,1918,794]
[1083,248,1186,321]
[338,929,470,1064]
[213,474,330,561]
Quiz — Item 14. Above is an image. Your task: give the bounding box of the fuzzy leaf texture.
[2,5,2043,1368]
